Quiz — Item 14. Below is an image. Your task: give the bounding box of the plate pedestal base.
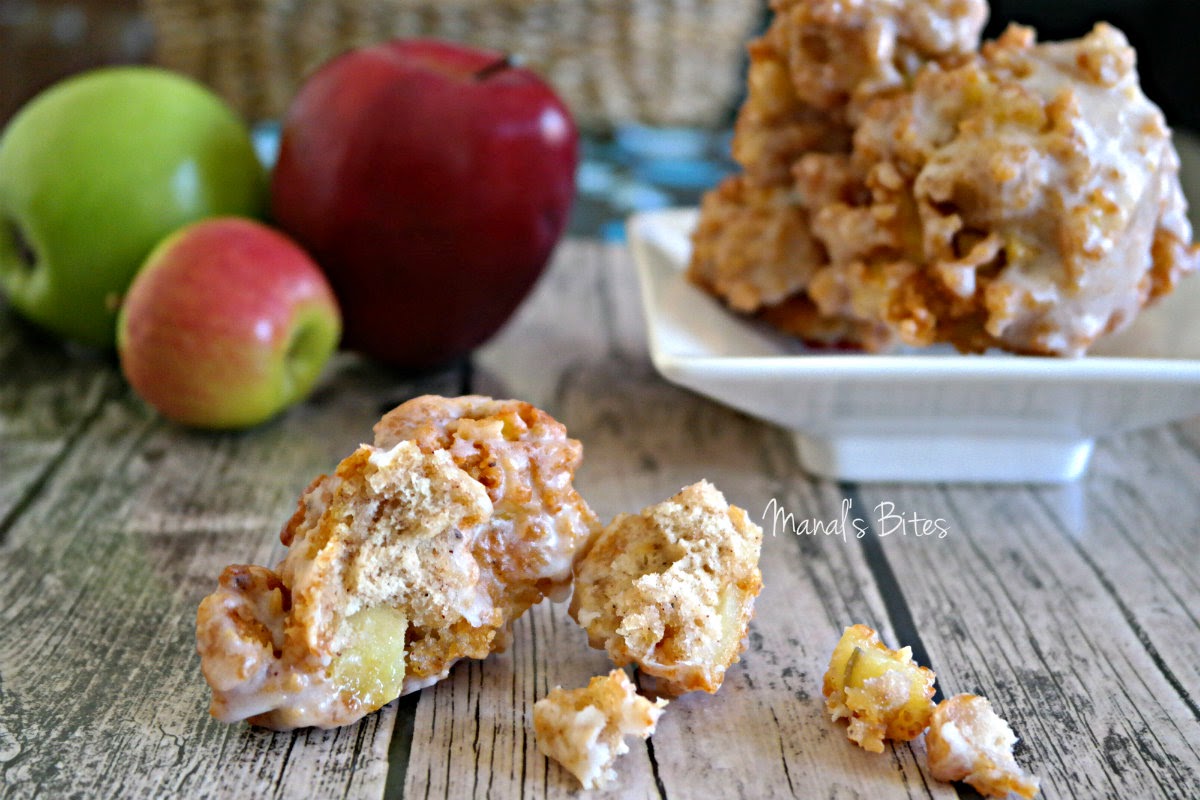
[792,432,1095,484]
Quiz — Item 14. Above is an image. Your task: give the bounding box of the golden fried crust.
[731,0,986,184]
[570,481,764,696]
[197,395,598,730]
[760,283,894,350]
[732,35,851,187]
[533,670,667,790]
[822,624,937,752]
[769,0,987,118]
[926,694,1040,798]
[686,158,891,350]
[692,0,991,351]
[688,175,827,313]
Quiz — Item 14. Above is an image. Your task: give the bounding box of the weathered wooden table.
[1,239,1198,799]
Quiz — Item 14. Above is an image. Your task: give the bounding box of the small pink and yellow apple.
[117,218,341,429]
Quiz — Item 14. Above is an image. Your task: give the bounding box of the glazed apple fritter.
[690,0,1199,356]
[196,395,597,729]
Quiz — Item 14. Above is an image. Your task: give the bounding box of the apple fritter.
[690,0,1199,356]
[809,23,1199,355]
[196,395,597,729]
[691,0,989,349]
[570,481,763,696]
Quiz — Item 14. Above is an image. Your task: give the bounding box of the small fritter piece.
[823,624,936,752]
[533,670,668,790]
[197,395,598,730]
[926,694,1040,799]
[570,481,763,695]
[810,23,1199,355]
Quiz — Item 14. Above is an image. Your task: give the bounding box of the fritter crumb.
[533,670,667,790]
[822,624,936,752]
[926,693,1040,798]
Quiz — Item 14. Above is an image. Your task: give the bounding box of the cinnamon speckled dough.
[569,481,763,695]
[197,441,495,729]
[374,395,600,627]
[533,670,667,790]
[926,694,1040,798]
[196,395,598,730]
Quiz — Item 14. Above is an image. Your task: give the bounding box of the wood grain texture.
[849,430,1200,799]
[1082,424,1200,705]
[0,311,121,535]
[0,346,462,799]
[3,242,1200,799]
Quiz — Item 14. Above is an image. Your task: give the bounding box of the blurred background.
[2,0,1197,238]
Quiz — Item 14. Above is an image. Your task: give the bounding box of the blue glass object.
[571,124,735,237]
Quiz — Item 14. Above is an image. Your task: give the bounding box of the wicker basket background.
[142,0,764,132]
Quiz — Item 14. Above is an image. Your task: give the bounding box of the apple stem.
[6,220,36,272]
[474,55,512,81]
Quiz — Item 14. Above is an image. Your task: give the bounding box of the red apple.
[117,218,342,429]
[270,38,578,368]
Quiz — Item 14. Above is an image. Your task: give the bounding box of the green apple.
[0,66,266,348]
[117,218,341,430]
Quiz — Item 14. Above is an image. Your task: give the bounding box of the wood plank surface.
[2,240,1199,799]
[840,416,1200,800]
[0,339,462,798]
[0,313,121,530]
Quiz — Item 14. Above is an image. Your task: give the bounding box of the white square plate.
[629,208,1200,483]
